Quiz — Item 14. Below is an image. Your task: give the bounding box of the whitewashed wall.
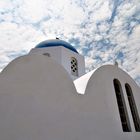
[0,53,140,140]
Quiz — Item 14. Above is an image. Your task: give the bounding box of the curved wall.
[0,55,140,140]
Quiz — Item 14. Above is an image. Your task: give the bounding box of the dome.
[35,39,78,53]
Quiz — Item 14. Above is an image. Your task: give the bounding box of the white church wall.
[30,46,85,80]
[74,69,96,94]
[30,47,62,64]
[0,54,80,140]
[84,65,140,139]
[0,53,140,140]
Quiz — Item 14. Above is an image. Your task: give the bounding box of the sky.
[0,0,140,85]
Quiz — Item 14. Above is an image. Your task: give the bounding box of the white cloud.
[0,21,47,71]
[90,1,112,22]
[123,25,140,77]
[17,0,51,23]
[0,0,140,85]
[0,0,13,11]
[117,2,136,19]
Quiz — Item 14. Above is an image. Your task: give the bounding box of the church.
[0,39,140,140]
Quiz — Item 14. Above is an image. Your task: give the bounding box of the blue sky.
[0,0,140,85]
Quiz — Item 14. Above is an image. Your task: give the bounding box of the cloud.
[90,1,112,22]
[0,0,140,86]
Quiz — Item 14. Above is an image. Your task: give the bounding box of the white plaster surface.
[30,46,85,80]
[74,69,96,94]
[0,53,140,140]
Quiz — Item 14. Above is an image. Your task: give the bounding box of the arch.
[113,79,131,132]
[125,83,140,132]
[71,57,78,76]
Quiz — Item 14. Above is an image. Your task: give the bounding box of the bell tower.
[30,39,85,80]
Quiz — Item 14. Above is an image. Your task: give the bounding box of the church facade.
[0,39,140,140]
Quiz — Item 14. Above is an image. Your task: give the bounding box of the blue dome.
[35,39,78,53]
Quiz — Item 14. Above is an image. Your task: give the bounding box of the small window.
[71,57,78,76]
[113,79,131,132]
[125,83,140,132]
[43,53,51,57]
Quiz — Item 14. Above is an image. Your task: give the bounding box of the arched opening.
[71,57,78,76]
[125,83,140,132]
[113,79,131,132]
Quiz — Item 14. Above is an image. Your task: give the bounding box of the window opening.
[43,53,51,57]
[71,57,78,76]
[113,79,131,132]
[125,83,140,132]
